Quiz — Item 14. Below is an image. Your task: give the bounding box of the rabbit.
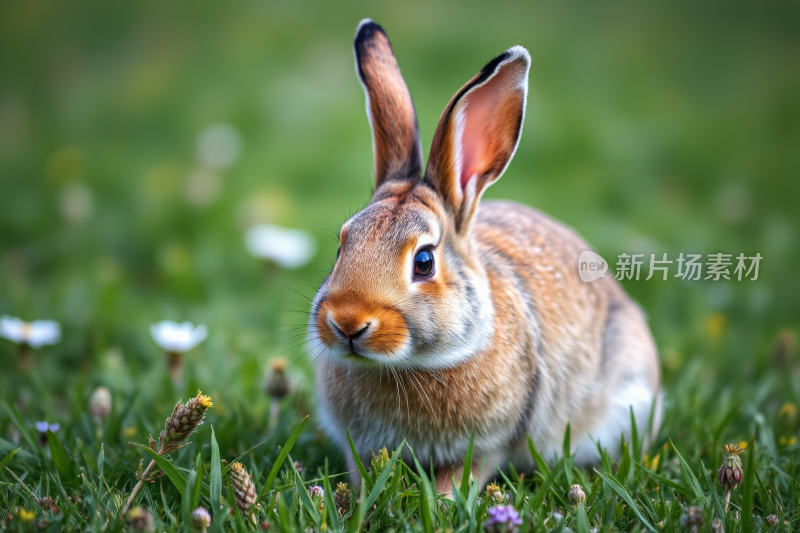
[310,19,661,494]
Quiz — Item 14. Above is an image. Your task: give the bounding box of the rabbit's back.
[474,199,660,463]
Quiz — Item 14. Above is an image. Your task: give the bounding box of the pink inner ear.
[458,65,522,191]
[459,86,497,190]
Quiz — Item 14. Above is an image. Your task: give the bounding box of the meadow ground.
[1,0,799,531]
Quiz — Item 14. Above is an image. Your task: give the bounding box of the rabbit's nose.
[330,318,372,341]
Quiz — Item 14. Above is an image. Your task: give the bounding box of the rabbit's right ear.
[354,20,423,187]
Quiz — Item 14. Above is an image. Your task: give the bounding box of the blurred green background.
[1,0,798,464]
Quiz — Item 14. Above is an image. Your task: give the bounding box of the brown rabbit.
[310,19,661,493]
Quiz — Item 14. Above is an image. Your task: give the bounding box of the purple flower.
[484,505,523,532]
[35,422,59,446]
[309,485,324,498]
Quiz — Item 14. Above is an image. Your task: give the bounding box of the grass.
[1,0,799,531]
[0,341,798,531]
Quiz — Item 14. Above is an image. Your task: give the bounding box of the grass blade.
[134,443,187,495]
[259,415,309,497]
[563,423,573,487]
[528,436,551,477]
[47,430,77,486]
[741,439,755,533]
[182,466,198,525]
[407,445,435,533]
[631,459,695,500]
[669,438,707,506]
[192,452,205,510]
[529,467,555,513]
[322,460,342,532]
[630,406,641,461]
[97,444,105,504]
[345,428,371,490]
[594,469,656,532]
[364,441,404,510]
[699,457,724,520]
[0,448,20,471]
[292,457,321,526]
[346,482,366,533]
[576,503,591,533]
[210,425,222,515]
[460,431,475,501]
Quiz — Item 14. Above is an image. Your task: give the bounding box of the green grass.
[0,375,798,531]
[1,0,799,531]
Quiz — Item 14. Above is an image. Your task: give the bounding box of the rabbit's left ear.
[354,20,423,187]
[424,46,530,233]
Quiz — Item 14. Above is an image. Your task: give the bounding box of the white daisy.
[245,224,316,269]
[149,321,208,353]
[0,315,61,348]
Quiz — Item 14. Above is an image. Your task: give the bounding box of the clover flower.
[710,518,724,533]
[484,505,523,532]
[245,224,316,269]
[569,484,586,504]
[230,462,257,516]
[334,483,350,516]
[765,515,778,526]
[90,386,112,422]
[309,486,324,499]
[191,507,212,532]
[127,507,154,532]
[486,483,506,505]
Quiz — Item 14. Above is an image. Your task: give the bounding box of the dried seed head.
[191,507,211,531]
[127,506,154,532]
[765,515,778,526]
[772,328,796,366]
[718,444,744,490]
[37,497,59,514]
[89,387,112,420]
[230,463,256,514]
[334,483,350,516]
[162,391,213,452]
[681,506,703,533]
[486,483,505,505]
[569,484,586,504]
[264,359,290,399]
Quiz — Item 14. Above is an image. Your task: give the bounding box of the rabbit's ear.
[424,46,529,233]
[354,20,423,187]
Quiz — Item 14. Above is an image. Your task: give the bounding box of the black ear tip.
[354,19,386,48]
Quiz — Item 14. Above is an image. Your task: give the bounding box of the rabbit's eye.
[414,249,434,278]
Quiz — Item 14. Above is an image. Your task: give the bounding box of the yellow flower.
[643,454,660,471]
[779,402,797,421]
[18,508,35,523]
[122,426,137,438]
[705,313,726,340]
[779,436,797,446]
[738,441,748,449]
[197,392,214,409]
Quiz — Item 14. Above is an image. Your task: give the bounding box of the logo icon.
[578,250,608,282]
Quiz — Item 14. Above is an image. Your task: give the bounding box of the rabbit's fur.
[310,19,661,493]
